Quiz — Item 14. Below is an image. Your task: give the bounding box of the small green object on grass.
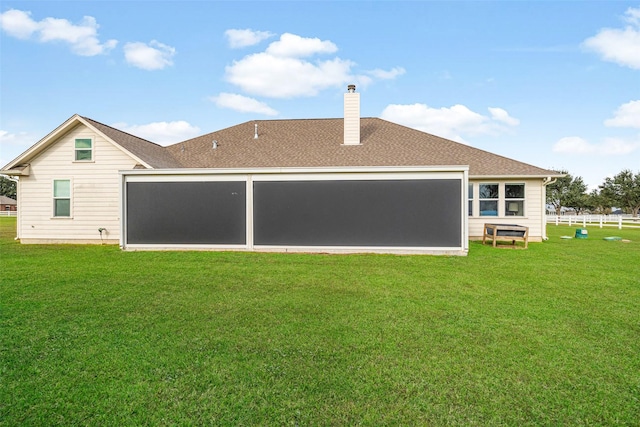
[575,228,588,239]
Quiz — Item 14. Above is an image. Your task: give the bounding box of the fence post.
[619,216,622,230]
[555,216,559,226]
[599,215,603,228]
[583,216,586,227]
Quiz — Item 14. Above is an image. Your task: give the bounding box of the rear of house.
[1,86,561,252]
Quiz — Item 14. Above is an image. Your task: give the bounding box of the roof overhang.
[469,173,566,180]
[0,164,30,176]
[121,165,470,177]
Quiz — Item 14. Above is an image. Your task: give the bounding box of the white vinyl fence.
[547,214,640,229]
[0,211,17,217]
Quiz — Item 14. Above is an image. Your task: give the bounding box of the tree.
[546,170,588,215]
[585,189,610,214]
[599,169,640,217]
[572,191,593,215]
[0,176,17,199]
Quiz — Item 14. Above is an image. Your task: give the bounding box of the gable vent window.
[75,138,93,161]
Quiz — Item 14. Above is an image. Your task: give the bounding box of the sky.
[1,0,639,189]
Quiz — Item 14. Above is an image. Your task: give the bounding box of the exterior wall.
[1,203,17,211]
[468,178,545,242]
[18,124,139,243]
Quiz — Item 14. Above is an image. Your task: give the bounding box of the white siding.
[343,92,360,145]
[468,179,545,242]
[18,124,139,243]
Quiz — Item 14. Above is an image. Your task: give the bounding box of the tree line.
[547,169,640,217]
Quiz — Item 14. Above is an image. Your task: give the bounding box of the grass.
[1,216,639,425]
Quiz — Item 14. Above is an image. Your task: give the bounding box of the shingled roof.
[1,114,558,178]
[165,118,557,177]
[0,195,16,205]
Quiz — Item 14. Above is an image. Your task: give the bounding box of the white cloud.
[623,6,640,26]
[0,9,39,39]
[552,135,640,155]
[380,103,519,143]
[0,129,31,145]
[111,121,200,145]
[225,29,274,48]
[226,52,355,98]
[0,129,35,167]
[265,33,337,58]
[224,32,403,98]
[552,136,596,154]
[604,100,640,128]
[124,40,175,70]
[600,137,640,155]
[582,7,640,70]
[0,9,117,56]
[210,93,278,116]
[488,107,520,126]
[366,67,406,80]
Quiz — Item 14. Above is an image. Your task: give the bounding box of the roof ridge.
[173,117,379,146]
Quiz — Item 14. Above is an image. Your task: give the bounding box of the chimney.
[343,84,360,145]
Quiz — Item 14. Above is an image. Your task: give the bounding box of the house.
[0,195,17,212]
[1,86,562,255]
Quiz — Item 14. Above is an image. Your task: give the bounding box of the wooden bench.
[483,224,529,248]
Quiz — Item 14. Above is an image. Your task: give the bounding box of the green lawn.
[1,217,639,425]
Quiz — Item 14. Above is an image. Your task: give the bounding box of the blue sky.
[1,1,639,188]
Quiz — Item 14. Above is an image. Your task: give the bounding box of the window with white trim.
[479,183,498,216]
[75,138,92,161]
[53,179,71,217]
[468,183,474,216]
[505,183,525,216]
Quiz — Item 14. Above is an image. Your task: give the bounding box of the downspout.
[0,174,20,241]
[541,177,557,240]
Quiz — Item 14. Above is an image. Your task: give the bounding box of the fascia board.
[469,173,566,180]
[120,165,470,176]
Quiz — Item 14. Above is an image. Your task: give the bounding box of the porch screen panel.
[126,181,246,244]
[253,179,461,247]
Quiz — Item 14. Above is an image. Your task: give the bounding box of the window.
[75,138,92,161]
[468,183,474,216]
[53,179,71,217]
[505,183,525,216]
[479,183,498,216]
